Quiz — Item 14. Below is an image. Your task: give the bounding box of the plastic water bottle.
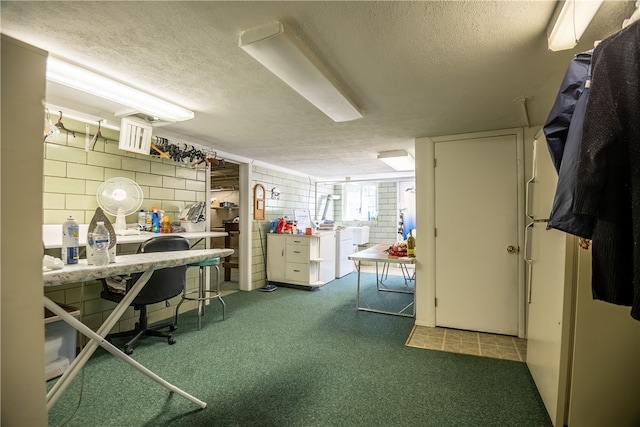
[61,216,79,265]
[91,221,110,266]
[138,209,146,231]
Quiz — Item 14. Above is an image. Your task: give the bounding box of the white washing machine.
[335,228,355,278]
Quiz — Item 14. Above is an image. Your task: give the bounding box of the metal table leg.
[355,260,415,318]
[45,270,206,410]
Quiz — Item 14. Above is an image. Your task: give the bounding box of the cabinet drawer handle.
[293,240,302,243]
[294,250,301,254]
[293,269,301,272]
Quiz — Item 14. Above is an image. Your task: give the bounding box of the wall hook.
[55,111,76,138]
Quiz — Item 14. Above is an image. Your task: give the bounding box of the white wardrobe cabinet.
[526,134,640,426]
[267,232,336,289]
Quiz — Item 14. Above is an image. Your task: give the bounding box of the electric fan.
[96,177,144,235]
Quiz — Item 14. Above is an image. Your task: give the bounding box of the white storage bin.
[179,220,207,232]
[44,336,63,364]
[44,304,80,381]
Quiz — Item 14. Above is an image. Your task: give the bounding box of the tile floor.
[406,325,527,362]
[363,262,528,362]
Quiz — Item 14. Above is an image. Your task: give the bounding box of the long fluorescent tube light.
[378,150,415,171]
[239,21,362,122]
[547,0,604,51]
[46,56,194,122]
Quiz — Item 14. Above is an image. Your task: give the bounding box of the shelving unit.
[267,232,336,289]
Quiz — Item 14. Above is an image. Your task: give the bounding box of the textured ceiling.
[1,1,635,181]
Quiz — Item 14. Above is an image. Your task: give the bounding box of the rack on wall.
[150,136,225,168]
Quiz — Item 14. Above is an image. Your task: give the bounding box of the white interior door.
[434,134,520,335]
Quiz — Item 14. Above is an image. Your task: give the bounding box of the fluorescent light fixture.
[46,56,194,122]
[547,0,604,51]
[239,21,362,122]
[377,150,415,171]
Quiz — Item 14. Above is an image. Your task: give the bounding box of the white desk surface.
[349,243,416,265]
[43,224,227,249]
[43,248,233,286]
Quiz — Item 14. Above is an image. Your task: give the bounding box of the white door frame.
[415,128,526,338]
[238,162,252,291]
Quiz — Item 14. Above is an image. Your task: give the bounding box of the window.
[342,182,377,221]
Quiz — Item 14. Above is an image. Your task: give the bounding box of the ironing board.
[43,248,233,411]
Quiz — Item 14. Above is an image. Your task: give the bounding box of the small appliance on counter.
[179,201,207,232]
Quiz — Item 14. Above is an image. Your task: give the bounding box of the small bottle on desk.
[151,208,160,233]
[407,230,416,258]
[161,216,171,233]
[138,209,146,231]
[91,221,110,266]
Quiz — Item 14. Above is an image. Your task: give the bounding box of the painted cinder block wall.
[43,120,209,333]
[249,165,334,288]
[334,181,401,245]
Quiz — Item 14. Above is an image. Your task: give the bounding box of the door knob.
[507,245,517,253]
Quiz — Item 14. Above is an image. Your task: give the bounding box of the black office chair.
[101,235,190,355]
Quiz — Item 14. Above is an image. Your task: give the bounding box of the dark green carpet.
[48,273,551,427]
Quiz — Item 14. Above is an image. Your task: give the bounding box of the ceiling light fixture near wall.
[46,56,195,122]
[377,150,415,171]
[547,0,604,51]
[239,20,362,122]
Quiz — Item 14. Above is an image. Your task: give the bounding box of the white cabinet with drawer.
[267,232,336,288]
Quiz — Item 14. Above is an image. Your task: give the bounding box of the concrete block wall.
[250,165,333,289]
[43,123,207,225]
[335,181,400,246]
[43,120,209,335]
[372,182,400,243]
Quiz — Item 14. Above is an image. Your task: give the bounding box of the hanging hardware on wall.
[90,120,109,150]
[43,108,60,141]
[150,136,226,166]
[192,151,225,169]
[55,111,76,138]
[271,187,281,200]
[150,140,170,159]
[513,96,531,127]
[85,124,91,151]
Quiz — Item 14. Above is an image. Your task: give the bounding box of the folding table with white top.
[349,243,416,317]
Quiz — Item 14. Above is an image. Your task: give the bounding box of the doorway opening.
[209,162,240,295]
